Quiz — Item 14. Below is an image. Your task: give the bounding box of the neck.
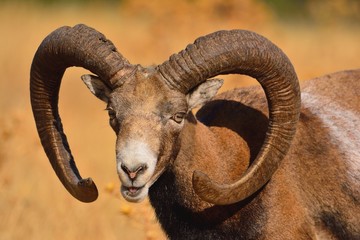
[148,113,261,238]
[178,114,250,181]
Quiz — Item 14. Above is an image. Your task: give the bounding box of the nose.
[121,164,147,180]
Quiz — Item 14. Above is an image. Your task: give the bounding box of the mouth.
[121,185,147,202]
[119,167,166,203]
[126,186,143,195]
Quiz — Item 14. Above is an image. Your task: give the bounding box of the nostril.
[135,165,147,174]
[121,164,130,175]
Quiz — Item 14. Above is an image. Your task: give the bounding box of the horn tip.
[192,170,221,204]
[192,170,241,205]
[75,178,98,203]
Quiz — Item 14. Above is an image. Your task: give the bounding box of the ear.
[187,78,223,110]
[81,74,112,102]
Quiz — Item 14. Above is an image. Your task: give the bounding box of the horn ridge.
[30,24,132,202]
[159,29,301,205]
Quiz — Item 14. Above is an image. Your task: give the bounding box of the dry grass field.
[0,1,359,239]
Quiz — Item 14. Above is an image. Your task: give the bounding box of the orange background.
[0,1,359,239]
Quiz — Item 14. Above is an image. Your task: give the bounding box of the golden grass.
[0,1,359,239]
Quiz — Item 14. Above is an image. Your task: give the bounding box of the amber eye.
[108,110,116,120]
[171,112,186,124]
[106,107,116,120]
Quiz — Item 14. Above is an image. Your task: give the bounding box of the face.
[81,66,222,202]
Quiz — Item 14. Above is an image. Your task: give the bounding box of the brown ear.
[81,74,112,103]
[187,78,223,110]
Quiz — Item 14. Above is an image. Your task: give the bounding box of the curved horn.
[158,30,301,205]
[30,24,134,202]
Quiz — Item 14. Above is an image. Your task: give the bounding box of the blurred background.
[0,0,359,239]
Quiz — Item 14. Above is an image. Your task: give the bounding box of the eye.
[106,107,116,120]
[108,110,116,119]
[171,112,186,124]
[106,107,120,133]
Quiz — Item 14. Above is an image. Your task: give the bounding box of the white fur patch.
[116,139,158,202]
[116,139,157,185]
[302,92,360,185]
